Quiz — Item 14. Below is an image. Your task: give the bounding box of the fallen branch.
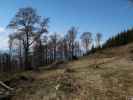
[0,81,14,91]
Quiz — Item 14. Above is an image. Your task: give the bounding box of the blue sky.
[0,0,133,50]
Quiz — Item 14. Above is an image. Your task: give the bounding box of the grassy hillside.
[4,43,133,100]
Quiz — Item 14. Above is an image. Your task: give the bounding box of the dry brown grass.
[7,43,133,100]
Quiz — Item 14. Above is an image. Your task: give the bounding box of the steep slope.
[7,43,133,100]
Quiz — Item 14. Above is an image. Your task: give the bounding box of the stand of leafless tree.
[0,7,103,72]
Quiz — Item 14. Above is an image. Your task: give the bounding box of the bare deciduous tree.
[42,35,48,64]
[81,32,92,53]
[50,33,60,61]
[95,33,102,48]
[66,27,78,59]
[8,7,49,69]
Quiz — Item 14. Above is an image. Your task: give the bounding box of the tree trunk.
[24,47,31,70]
[24,32,31,70]
[72,43,74,59]
[45,45,48,64]
[54,46,56,61]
